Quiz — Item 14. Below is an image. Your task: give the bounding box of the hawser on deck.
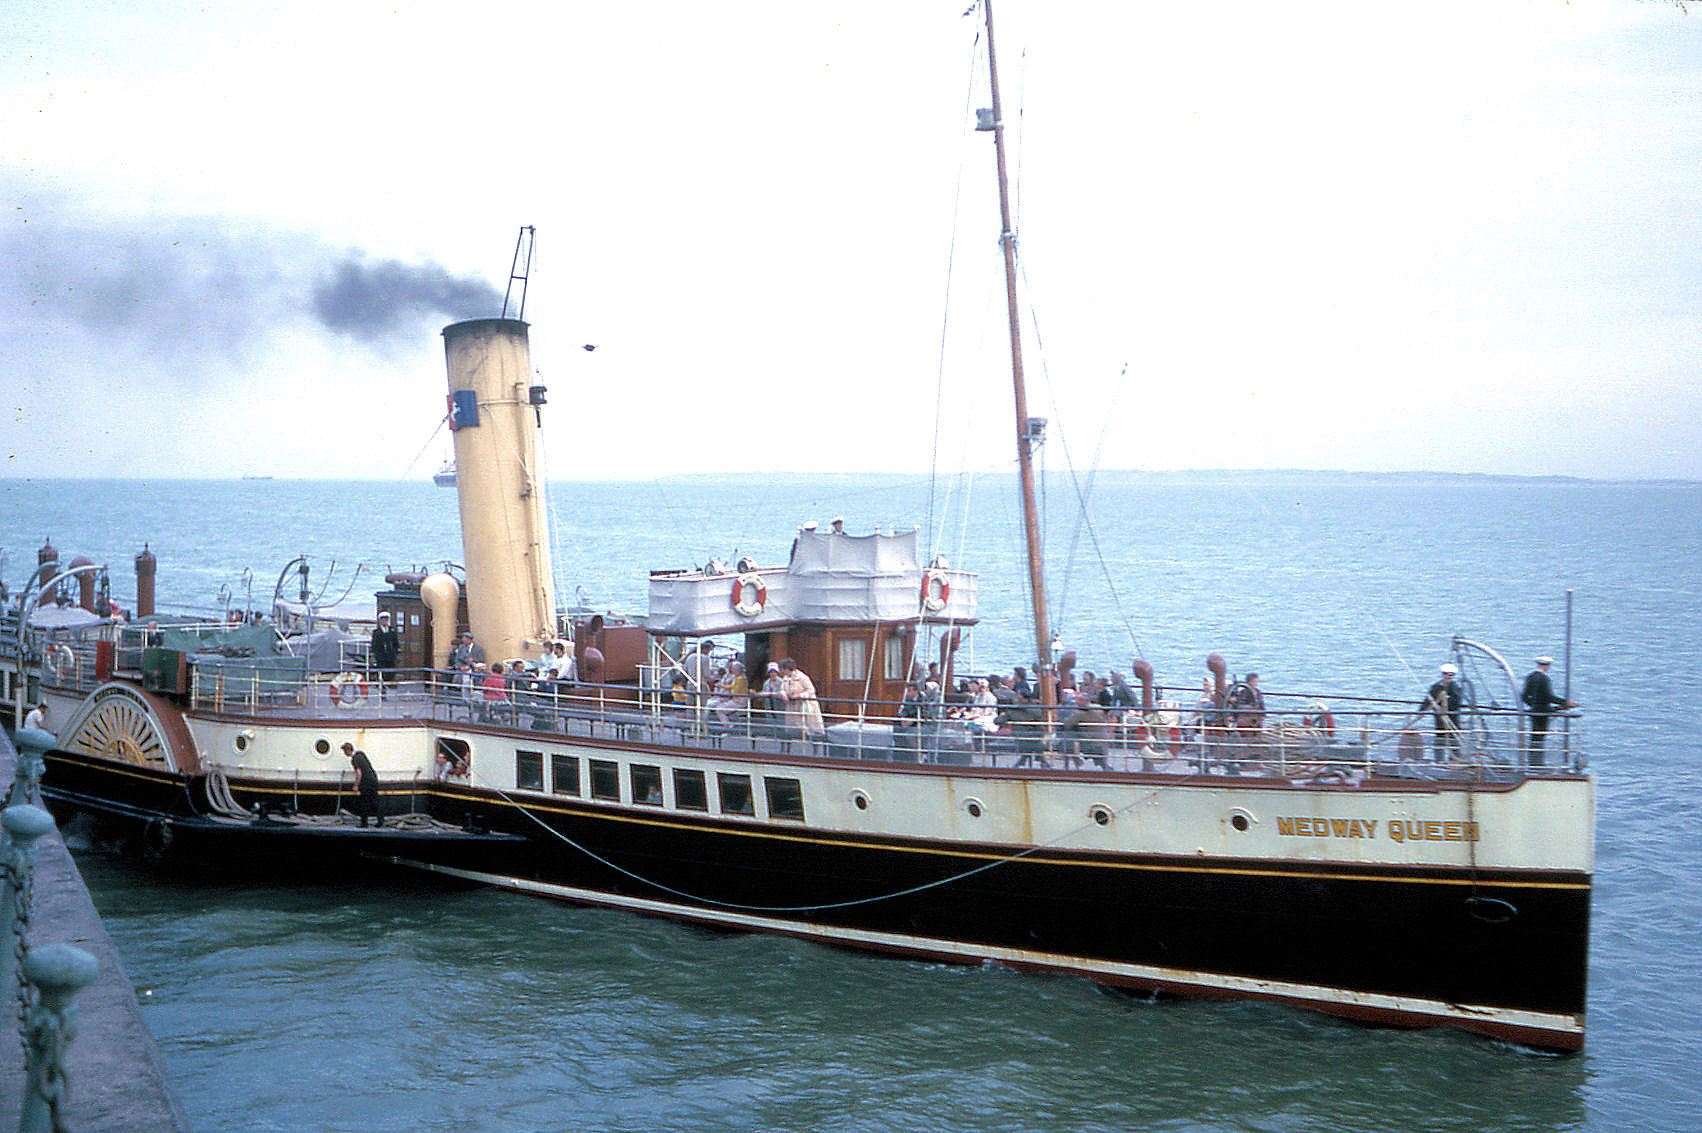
[1,2,1593,1053]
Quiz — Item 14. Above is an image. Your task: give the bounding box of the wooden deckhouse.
[645,528,978,715]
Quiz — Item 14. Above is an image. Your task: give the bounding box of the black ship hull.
[42,746,1590,1051]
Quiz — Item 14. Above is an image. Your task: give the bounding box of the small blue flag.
[448,389,480,431]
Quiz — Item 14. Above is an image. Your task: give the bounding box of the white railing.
[179,663,1583,780]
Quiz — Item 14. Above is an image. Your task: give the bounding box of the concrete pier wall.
[0,732,188,1131]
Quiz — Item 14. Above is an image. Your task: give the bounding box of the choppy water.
[5,473,1700,1131]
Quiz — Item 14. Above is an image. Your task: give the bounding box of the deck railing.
[181,661,1584,781]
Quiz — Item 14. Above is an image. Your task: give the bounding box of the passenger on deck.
[454,661,475,711]
[450,632,485,669]
[1425,664,1464,761]
[777,659,825,740]
[1059,692,1109,767]
[22,702,47,732]
[685,643,714,706]
[759,662,785,727]
[966,679,999,734]
[480,662,509,721]
[1010,666,1033,700]
[549,640,577,683]
[708,661,749,725]
[1101,672,1137,711]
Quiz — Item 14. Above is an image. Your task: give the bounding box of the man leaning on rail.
[1521,655,1576,766]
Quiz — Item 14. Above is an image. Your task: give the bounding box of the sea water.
[3,473,1698,1132]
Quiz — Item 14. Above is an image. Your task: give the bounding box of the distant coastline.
[4,469,1696,487]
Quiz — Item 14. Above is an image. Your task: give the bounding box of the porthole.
[233,732,252,754]
[964,797,984,819]
[850,789,870,811]
[1089,804,1113,827]
[313,738,331,756]
[1228,807,1255,832]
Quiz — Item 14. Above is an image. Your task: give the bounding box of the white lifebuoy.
[730,572,768,618]
[45,643,76,681]
[920,569,950,613]
[331,672,368,708]
[1305,699,1336,738]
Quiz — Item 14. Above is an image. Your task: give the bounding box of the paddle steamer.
[0,1,1592,1050]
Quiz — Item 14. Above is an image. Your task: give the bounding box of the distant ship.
[433,459,456,488]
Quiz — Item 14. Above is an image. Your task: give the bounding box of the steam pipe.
[1132,658,1155,712]
[1207,653,1228,707]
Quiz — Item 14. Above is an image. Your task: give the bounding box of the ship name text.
[1274,817,1481,843]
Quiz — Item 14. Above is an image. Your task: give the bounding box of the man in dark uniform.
[1521,656,1575,766]
[342,742,382,827]
[370,612,401,700]
[1425,664,1463,761]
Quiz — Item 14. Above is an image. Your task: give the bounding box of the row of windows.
[835,636,910,683]
[514,749,805,822]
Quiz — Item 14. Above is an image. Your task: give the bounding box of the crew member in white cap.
[1520,656,1576,765]
[369,611,401,700]
[830,516,845,534]
[1424,663,1463,761]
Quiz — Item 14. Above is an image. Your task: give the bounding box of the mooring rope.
[467,766,1155,915]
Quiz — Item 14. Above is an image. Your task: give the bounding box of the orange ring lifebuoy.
[332,673,368,708]
[730,572,768,618]
[920,570,950,612]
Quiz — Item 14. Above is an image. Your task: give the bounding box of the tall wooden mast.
[982,0,1055,705]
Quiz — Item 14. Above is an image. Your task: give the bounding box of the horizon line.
[3,467,1699,487]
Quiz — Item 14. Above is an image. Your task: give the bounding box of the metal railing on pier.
[5,728,100,1133]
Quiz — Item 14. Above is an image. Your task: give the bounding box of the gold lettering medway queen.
[1274,817,1480,842]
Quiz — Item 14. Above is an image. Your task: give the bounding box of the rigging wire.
[401,413,449,479]
[925,23,986,563]
[1056,363,1130,633]
[1018,258,1146,660]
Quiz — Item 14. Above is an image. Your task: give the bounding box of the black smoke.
[311,258,503,343]
[0,207,501,361]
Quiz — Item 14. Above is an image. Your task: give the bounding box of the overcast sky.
[3,1,1698,481]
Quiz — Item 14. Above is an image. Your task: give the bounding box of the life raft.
[920,569,951,613]
[730,572,768,618]
[331,672,368,708]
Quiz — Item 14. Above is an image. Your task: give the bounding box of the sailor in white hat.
[1425,663,1463,761]
[1520,655,1575,765]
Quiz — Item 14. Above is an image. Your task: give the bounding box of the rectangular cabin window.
[590,759,621,802]
[718,773,755,816]
[838,637,868,682]
[551,754,580,797]
[673,769,708,811]
[883,635,908,681]
[515,749,545,792]
[764,777,806,822]
[631,763,664,807]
